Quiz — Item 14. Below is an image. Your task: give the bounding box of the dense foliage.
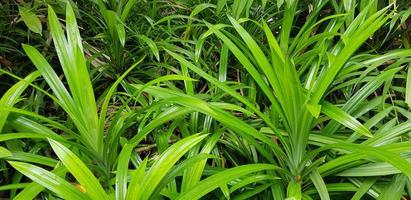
[0,0,410,199]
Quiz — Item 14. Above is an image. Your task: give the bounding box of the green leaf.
[126,158,148,200]
[277,0,284,9]
[319,143,411,177]
[232,183,272,199]
[309,169,330,200]
[321,102,373,137]
[0,147,12,158]
[406,65,411,109]
[306,104,321,118]
[98,58,144,146]
[350,177,378,200]
[377,174,407,200]
[337,159,411,176]
[14,164,68,200]
[364,121,411,147]
[0,183,29,191]
[181,132,222,192]
[176,164,278,200]
[323,67,401,136]
[134,134,208,200]
[49,139,109,200]
[66,2,83,52]
[203,22,277,106]
[311,6,391,104]
[133,85,284,163]
[0,71,40,132]
[230,174,279,192]
[9,161,88,200]
[151,154,218,197]
[116,105,195,198]
[48,3,102,155]
[117,23,126,46]
[165,48,289,157]
[190,3,215,17]
[220,184,230,200]
[116,143,135,200]
[137,35,159,61]
[121,0,138,21]
[18,6,42,34]
[8,152,58,167]
[216,0,228,14]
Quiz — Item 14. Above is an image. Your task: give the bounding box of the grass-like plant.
[0,0,410,199]
[0,3,279,200]
[161,0,411,199]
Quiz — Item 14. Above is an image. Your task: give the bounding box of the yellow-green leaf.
[19,6,42,35]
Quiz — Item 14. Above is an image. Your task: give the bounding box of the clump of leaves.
[0,0,410,199]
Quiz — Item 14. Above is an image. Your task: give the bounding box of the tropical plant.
[0,3,279,200]
[161,0,411,199]
[0,0,410,199]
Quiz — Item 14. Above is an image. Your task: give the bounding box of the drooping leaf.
[9,161,89,200]
[49,139,109,200]
[176,164,278,199]
[18,6,42,34]
[133,134,208,200]
[321,102,373,137]
[0,147,12,158]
